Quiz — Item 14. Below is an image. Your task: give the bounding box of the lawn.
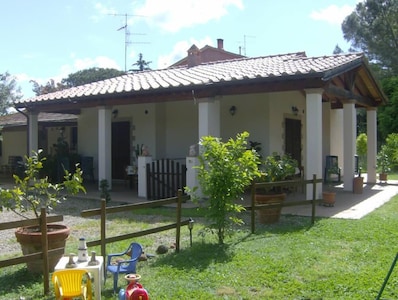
[1,194,398,299]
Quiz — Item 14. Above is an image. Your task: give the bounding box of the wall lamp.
[112,109,118,119]
[291,106,299,115]
[229,105,237,116]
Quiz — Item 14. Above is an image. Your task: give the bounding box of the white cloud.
[310,4,355,25]
[157,37,213,68]
[91,2,118,22]
[134,0,243,33]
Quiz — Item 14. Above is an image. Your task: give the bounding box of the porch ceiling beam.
[324,84,376,107]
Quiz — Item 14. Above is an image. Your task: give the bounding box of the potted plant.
[0,149,86,273]
[377,145,391,183]
[255,152,298,223]
[322,166,338,206]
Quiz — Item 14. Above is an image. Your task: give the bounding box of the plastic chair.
[107,242,143,293]
[52,269,93,300]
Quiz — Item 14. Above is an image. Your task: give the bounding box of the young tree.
[341,0,398,75]
[195,131,261,244]
[129,53,152,72]
[0,72,21,115]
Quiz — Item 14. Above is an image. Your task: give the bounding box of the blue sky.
[1,0,360,99]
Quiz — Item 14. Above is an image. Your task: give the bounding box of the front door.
[285,118,301,166]
[112,121,130,179]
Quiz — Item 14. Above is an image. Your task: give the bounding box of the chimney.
[187,44,201,67]
[217,38,224,50]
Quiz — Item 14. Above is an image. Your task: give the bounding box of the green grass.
[2,196,398,299]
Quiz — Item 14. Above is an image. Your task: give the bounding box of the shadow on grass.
[0,266,53,299]
[151,242,234,271]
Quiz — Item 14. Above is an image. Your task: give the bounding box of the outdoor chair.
[52,269,93,300]
[107,242,143,293]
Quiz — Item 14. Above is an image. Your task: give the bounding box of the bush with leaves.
[194,131,261,244]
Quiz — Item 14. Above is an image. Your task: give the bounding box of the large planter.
[255,193,286,224]
[322,191,336,207]
[379,173,388,183]
[353,177,364,194]
[15,224,70,273]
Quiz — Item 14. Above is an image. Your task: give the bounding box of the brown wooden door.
[112,121,130,179]
[285,118,301,166]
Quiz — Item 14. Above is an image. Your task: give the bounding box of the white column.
[367,108,377,183]
[28,111,39,155]
[330,109,344,172]
[343,101,356,191]
[305,89,323,199]
[98,107,112,190]
[138,156,153,198]
[198,98,220,139]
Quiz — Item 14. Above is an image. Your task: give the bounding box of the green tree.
[0,72,22,115]
[342,0,398,75]
[30,79,65,96]
[31,68,125,96]
[61,67,125,87]
[356,133,367,170]
[377,76,398,140]
[129,53,152,72]
[195,132,260,244]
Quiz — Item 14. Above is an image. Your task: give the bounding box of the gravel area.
[0,197,104,255]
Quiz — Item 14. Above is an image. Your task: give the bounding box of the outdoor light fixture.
[229,105,237,116]
[188,217,194,247]
[112,109,118,119]
[291,106,299,115]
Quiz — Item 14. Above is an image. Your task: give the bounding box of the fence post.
[40,207,50,295]
[100,199,106,278]
[251,184,256,234]
[311,174,317,224]
[175,189,182,253]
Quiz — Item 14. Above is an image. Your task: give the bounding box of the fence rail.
[249,174,323,233]
[80,190,191,261]
[0,209,64,295]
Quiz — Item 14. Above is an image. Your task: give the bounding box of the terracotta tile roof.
[0,112,77,127]
[16,52,365,105]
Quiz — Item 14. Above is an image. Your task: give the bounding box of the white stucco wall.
[1,130,26,165]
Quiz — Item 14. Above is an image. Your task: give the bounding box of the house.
[170,38,244,67]
[13,49,387,199]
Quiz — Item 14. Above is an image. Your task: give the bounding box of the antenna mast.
[110,13,148,72]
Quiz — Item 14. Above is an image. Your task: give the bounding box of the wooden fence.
[0,208,64,295]
[80,190,191,263]
[249,174,323,233]
[146,159,187,200]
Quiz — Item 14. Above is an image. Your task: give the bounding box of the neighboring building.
[0,112,77,167]
[170,38,244,68]
[12,50,387,198]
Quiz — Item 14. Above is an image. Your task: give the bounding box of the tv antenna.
[238,34,255,56]
[110,13,149,71]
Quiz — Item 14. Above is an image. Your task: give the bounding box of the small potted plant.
[322,167,337,206]
[0,149,86,273]
[377,145,391,183]
[255,152,298,223]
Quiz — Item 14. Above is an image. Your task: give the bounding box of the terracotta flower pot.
[15,224,70,273]
[322,191,336,207]
[379,173,388,183]
[255,193,286,224]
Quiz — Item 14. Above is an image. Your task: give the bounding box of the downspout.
[15,107,29,156]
